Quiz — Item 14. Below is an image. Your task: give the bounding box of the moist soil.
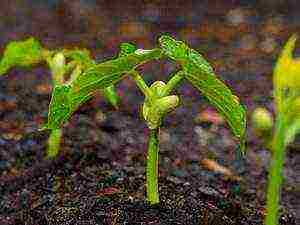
[0,71,298,225]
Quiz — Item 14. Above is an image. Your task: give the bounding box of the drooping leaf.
[0,37,45,75]
[69,48,162,107]
[159,35,246,153]
[45,48,162,130]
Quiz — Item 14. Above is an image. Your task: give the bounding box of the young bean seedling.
[252,35,300,225]
[42,35,246,204]
[0,38,120,158]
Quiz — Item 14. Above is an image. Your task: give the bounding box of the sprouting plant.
[0,38,120,158]
[42,35,246,204]
[251,35,300,225]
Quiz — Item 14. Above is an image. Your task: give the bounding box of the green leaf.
[159,35,246,153]
[69,48,162,107]
[45,48,162,130]
[0,37,45,75]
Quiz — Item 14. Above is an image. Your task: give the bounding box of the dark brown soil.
[0,1,299,225]
[0,71,297,225]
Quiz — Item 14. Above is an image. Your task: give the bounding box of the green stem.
[265,117,287,225]
[161,71,185,96]
[47,129,62,158]
[129,70,152,98]
[146,128,160,204]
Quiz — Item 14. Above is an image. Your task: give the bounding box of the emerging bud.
[143,95,179,129]
[51,53,66,84]
[252,107,273,132]
[156,95,179,115]
[274,34,300,90]
[53,53,65,68]
[150,81,166,98]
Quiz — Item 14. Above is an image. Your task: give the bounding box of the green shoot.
[46,35,246,204]
[262,35,300,225]
[0,38,121,158]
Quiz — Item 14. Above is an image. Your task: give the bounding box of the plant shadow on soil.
[0,73,297,225]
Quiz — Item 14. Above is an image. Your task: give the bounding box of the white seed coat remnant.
[134,49,154,55]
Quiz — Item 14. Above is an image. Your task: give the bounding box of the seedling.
[252,35,300,225]
[42,35,246,204]
[0,38,120,158]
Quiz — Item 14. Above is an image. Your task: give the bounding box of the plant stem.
[146,128,160,204]
[47,129,62,158]
[161,71,185,96]
[265,117,287,225]
[129,70,152,98]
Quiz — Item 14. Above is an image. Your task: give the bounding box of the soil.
[0,1,299,225]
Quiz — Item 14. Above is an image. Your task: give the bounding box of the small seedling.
[252,35,300,225]
[0,38,120,158]
[43,35,246,204]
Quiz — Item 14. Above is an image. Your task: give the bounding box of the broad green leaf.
[0,37,45,75]
[45,48,162,130]
[159,35,246,153]
[69,48,162,107]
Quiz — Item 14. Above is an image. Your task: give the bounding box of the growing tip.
[281,34,298,59]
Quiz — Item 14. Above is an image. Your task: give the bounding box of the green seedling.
[252,35,300,225]
[43,35,246,204]
[0,38,120,158]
